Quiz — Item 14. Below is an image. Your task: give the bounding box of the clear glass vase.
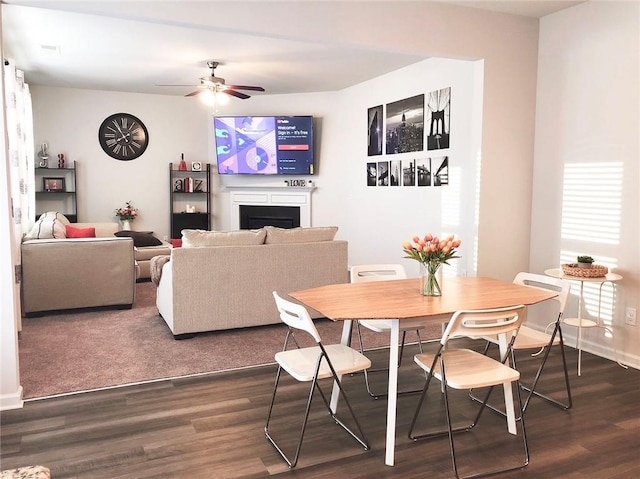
[420,262,443,296]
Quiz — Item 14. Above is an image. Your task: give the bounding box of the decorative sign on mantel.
[284,179,314,187]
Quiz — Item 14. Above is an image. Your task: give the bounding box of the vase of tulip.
[419,262,444,296]
[403,233,461,296]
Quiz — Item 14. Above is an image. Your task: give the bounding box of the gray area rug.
[18,282,424,399]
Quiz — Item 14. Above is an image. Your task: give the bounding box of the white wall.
[31,88,210,238]
[530,1,639,368]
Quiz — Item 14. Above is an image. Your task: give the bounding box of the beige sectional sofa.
[21,216,137,316]
[155,226,348,338]
[21,217,137,316]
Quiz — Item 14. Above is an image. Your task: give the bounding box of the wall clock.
[98,113,149,161]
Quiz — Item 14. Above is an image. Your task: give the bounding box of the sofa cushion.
[66,224,96,238]
[73,222,119,237]
[134,243,172,261]
[24,212,70,239]
[182,229,266,247]
[114,230,163,247]
[264,226,338,244]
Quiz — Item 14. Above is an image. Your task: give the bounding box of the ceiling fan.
[172,61,265,100]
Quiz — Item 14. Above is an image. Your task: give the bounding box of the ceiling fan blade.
[185,90,205,97]
[156,84,200,87]
[225,85,265,92]
[222,89,250,100]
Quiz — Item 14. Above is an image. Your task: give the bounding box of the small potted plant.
[577,255,594,269]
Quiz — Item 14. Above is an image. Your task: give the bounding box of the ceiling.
[2,1,585,98]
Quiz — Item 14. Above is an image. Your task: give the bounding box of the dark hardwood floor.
[1,340,639,478]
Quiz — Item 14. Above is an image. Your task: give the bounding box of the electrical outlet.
[625,307,636,326]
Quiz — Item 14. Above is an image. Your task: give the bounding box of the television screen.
[214,116,315,175]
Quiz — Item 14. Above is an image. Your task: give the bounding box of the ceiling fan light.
[200,89,217,106]
[216,91,229,105]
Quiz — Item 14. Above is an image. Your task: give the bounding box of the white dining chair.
[350,264,426,398]
[264,292,371,469]
[408,305,529,479]
[470,272,572,416]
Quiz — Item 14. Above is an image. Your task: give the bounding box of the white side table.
[545,268,625,376]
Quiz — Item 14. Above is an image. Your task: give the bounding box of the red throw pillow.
[66,225,96,238]
[171,239,182,248]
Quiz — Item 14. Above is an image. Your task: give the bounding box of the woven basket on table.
[561,263,608,278]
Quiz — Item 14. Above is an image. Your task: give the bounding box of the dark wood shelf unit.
[169,163,211,239]
[34,162,78,222]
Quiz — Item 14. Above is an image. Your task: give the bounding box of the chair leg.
[265,366,307,468]
[470,324,572,416]
[521,325,572,411]
[317,370,370,451]
[265,358,369,469]
[356,322,425,399]
[410,364,529,479]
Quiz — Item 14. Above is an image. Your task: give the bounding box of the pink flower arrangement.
[402,233,462,268]
[115,201,138,221]
[403,233,462,295]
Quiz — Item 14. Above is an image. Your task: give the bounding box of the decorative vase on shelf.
[121,220,132,231]
[179,153,187,171]
[420,262,443,297]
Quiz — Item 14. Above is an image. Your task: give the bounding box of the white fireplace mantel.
[226,185,316,229]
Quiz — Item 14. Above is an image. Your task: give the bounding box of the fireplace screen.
[239,205,301,230]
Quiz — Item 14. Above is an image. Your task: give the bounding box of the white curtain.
[4,60,35,240]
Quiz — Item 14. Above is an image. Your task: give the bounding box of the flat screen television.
[214,115,315,175]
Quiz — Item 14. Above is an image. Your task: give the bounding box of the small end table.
[545,268,626,376]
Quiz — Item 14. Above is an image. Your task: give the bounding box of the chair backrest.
[272,291,322,343]
[513,272,570,317]
[350,264,407,284]
[442,305,527,346]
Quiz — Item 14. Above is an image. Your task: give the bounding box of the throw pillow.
[264,226,338,244]
[114,231,163,247]
[66,225,96,238]
[24,212,70,239]
[181,228,266,247]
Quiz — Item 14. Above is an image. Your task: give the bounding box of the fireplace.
[227,185,315,230]
[240,205,300,230]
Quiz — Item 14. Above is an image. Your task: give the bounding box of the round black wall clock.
[98,113,149,160]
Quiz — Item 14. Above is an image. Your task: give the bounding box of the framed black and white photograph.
[377,161,389,186]
[433,156,449,186]
[191,161,202,171]
[426,87,451,150]
[402,160,416,186]
[416,158,431,187]
[390,160,401,186]
[43,177,65,192]
[385,94,424,155]
[367,105,383,156]
[367,162,377,186]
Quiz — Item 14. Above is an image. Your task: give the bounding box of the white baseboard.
[562,332,640,371]
[0,385,24,411]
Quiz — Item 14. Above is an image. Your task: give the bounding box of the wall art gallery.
[366,87,451,187]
